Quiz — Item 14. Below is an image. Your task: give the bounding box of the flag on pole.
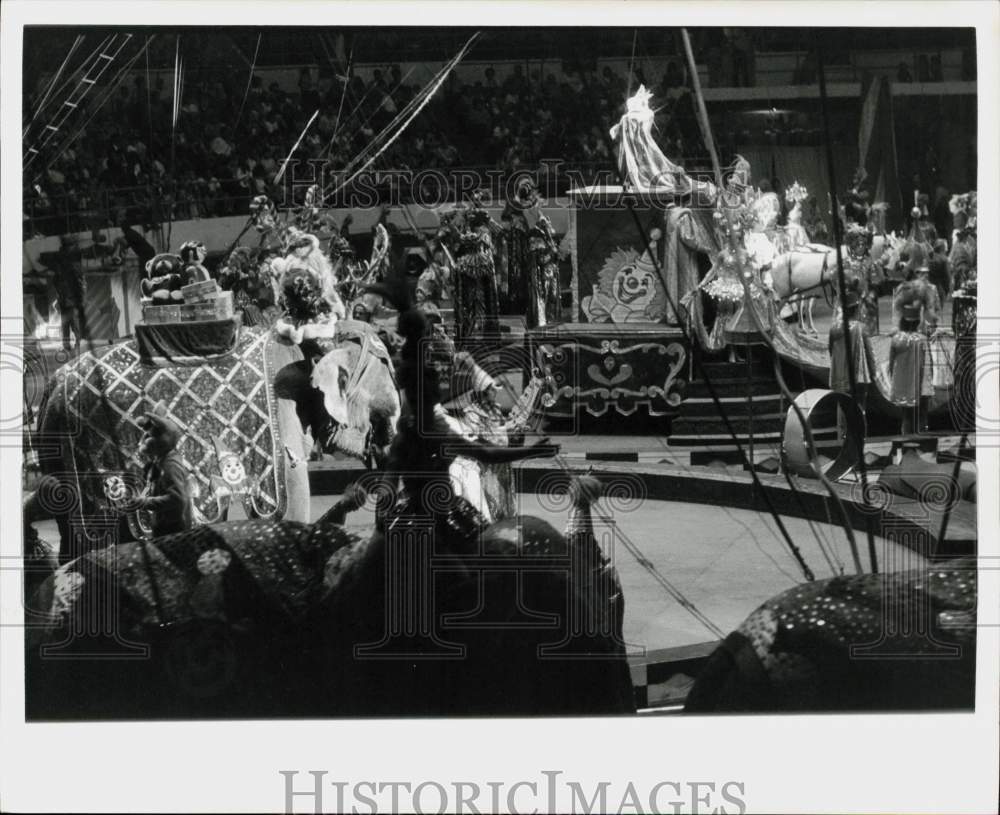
[857,74,902,228]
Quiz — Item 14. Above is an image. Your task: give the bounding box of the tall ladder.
[23,33,134,171]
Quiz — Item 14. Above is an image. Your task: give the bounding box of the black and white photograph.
[1,2,998,813]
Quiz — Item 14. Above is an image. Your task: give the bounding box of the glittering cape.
[685,562,977,712]
[611,107,698,194]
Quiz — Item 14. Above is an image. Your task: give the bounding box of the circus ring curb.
[309,456,976,711]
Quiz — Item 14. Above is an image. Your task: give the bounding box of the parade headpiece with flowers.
[785,181,808,206]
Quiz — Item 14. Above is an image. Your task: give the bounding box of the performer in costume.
[609,85,713,198]
[782,182,811,250]
[892,261,940,336]
[838,222,880,336]
[270,232,349,453]
[698,211,775,350]
[526,210,562,327]
[438,193,501,345]
[889,302,933,434]
[38,235,87,352]
[135,402,193,538]
[375,298,558,550]
[828,285,875,415]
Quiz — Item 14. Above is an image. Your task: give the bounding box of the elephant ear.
[311,348,352,427]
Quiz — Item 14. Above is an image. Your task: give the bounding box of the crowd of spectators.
[23,25,966,238]
[23,58,706,237]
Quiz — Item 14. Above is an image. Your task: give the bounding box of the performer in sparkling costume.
[698,212,775,349]
[376,300,558,549]
[438,194,501,345]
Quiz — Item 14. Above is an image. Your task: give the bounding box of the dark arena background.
[20,24,980,719]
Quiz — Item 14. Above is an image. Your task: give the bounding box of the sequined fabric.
[27,518,347,647]
[686,562,977,712]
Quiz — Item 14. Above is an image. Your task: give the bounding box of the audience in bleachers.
[24,61,705,236]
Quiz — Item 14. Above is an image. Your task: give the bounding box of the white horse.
[769,244,839,334]
[769,235,891,334]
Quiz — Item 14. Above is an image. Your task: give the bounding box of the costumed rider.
[373,296,559,550]
[134,401,193,538]
[271,229,348,452]
[273,229,346,346]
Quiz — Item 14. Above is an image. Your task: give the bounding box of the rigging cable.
[579,42,816,583]
[814,35,879,572]
[322,33,479,207]
[232,32,263,138]
[35,36,154,181]
[23,34,85,139]
[678,27,866,574]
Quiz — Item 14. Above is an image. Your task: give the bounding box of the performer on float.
[828,283,875,416]
[697,210,775,352]
[609,84,713,197]
[837,222,880,336]
[889,301,933,435]
[134,401,193,538]
[782,181,811,250]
